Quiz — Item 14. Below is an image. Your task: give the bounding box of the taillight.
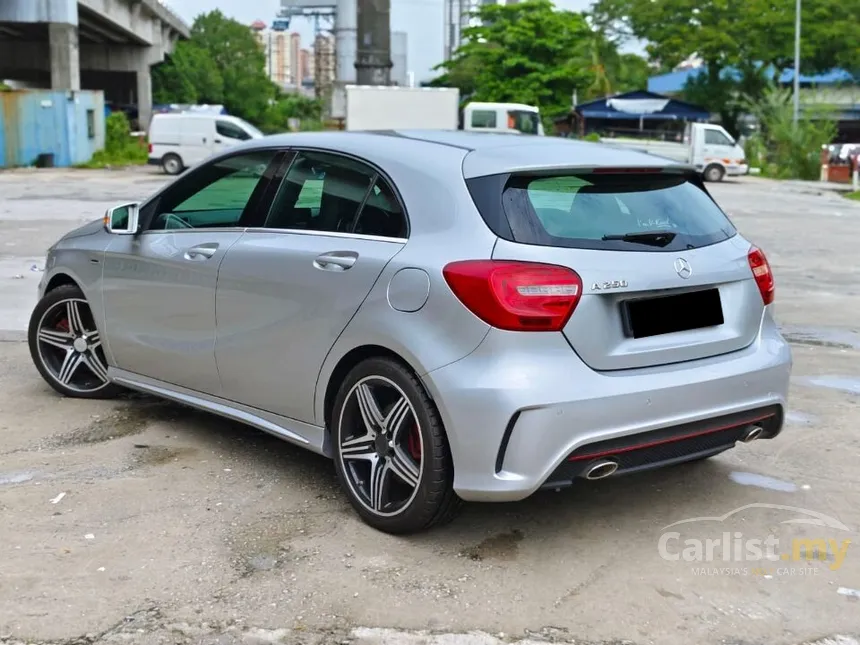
[442,260,582,332]
[148,143,153,153]
[748,246,774,305]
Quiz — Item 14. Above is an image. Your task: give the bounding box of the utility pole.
[445,0,457,61]
[355,0,391,85]
[792,0,801,126]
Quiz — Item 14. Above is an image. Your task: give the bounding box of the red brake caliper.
[57,318,70,333]
[407,424,422,460]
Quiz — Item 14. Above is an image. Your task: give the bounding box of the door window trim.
[137,148,287,235]
[242,227,408,244]
[261,146,411,240]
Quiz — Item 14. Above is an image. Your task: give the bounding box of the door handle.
[214,138,222,144]
[183,244,218,261]
[313,251,358,271]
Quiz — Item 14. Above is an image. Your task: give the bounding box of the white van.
[148,113,265,175]
[462,102,545,135]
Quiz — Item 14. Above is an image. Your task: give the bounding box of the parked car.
[28,131,792,534]
[148,112,264,176]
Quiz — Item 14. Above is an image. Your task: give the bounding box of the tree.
[582,30,652,100]
[746,85,838,179]
[590,0,859,135]
[153,10,275,124]
[152,42,222,105]
[432,0,596,119]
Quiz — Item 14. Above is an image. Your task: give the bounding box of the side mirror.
[103,202,140,235]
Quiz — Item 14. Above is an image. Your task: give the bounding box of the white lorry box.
[333,85,460,131]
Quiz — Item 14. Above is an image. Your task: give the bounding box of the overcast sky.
[165,0,598,82]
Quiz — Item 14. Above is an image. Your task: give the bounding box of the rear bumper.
[147,157,161,167]
[422,313,792,502]
[543,404,782,486]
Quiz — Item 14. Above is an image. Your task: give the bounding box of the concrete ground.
[1,168,859,645]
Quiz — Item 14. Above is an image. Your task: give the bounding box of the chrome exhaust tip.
[584,459,619,480]
[742,425,764,443]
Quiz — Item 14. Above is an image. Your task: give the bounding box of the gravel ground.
[1,168,859,645]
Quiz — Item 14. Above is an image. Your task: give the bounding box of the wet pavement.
[1,171,860,645]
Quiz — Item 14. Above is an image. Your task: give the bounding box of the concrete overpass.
[0,0,190,129]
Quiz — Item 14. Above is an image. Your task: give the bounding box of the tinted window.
[265,152,375,233]
[471,110,497,128]
[148,151,276,230]
[353,179,406,238]
[217,120,252,141]
[469,172,736,252]
[705,129,733,146]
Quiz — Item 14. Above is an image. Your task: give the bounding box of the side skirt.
[109,368,330,457]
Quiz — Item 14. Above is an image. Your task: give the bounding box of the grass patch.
[76,143,147,169]
[845,191,860,201]
[77,112,148,169]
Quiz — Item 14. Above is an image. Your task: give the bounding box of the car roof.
[228,130,691,179]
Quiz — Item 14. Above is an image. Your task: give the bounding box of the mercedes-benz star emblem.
[674,257,692,279]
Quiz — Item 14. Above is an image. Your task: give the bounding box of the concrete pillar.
[136,58,153,131]
[49,22,80,91]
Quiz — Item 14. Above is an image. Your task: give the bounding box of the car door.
[703,127,735,165]
[179,118,216,166]
[214,150,408,423]
[101,149,282,394]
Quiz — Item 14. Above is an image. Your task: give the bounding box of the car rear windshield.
[468,171,737,252]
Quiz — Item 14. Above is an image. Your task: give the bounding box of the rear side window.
[353,179,406,238]
[469,172,736,252]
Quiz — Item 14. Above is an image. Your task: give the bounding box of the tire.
[703,163,725,182]
[28,284,123,399]
[161,153,183,176]
[332,357,462,534]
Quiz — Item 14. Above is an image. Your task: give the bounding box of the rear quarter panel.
[313,142,498,426]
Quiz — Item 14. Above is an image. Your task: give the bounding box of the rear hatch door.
[479,168,764,371]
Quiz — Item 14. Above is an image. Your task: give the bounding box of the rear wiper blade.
[601,231,677,247]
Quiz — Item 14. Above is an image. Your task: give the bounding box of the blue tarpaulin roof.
[648,66,856,94]
[574,90,710,121]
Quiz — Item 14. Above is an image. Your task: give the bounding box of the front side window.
[471,110,497,129]
[508,110,540,135]
[705,129,734,146]
[265,152,375,233]
[147,150,277,230]
[217,120,252,141]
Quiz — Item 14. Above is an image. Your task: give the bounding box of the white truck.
[331,85,544,135]
[598,122,747,182]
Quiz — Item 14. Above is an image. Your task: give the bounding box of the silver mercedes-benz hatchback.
[28,131,792,533]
